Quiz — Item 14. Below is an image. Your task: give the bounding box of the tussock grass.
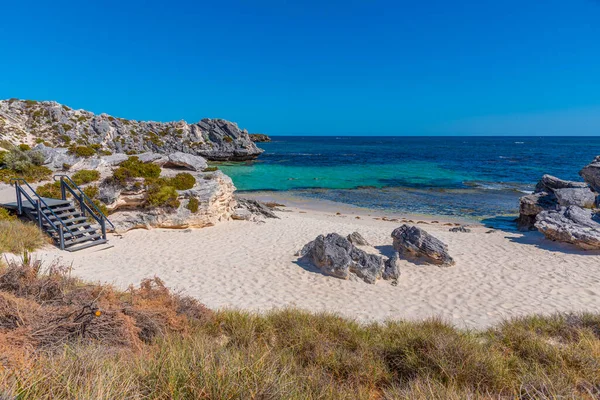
[0,220,48,253]
[0,259,598,398]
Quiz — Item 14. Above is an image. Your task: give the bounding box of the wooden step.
[45,211,83,220]
[53,227,100,239]
[64,239,108,252]
[44,205,76,214]
[65,233,102,246]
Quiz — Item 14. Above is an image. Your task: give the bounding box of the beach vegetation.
[0,147,51,183]
[112,156,161,185]
[146,181,180,208]
[68,145,96,158]
[36,181,62,199]
[0,220,48,253]
[71,169,100,185]
[186,196,199,213]
[203,166,218,172]
[169,172,196,190]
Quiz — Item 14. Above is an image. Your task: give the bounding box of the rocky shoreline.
[518,156,600,249]
[0,99,263,161]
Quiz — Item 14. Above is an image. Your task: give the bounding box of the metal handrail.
[53,175,115,230]
[9,178,76,244]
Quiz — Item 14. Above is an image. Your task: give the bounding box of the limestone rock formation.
[107,170,237,232]
[535,206,600,250]
[383,252,401,280]
[391,225,454,266]
[517,173,597,231]
[0,99,263,161]
[249,133,271,142]
[298,233,388,284]
[580,156,600,193]
[232,197,279,221]
[347,231,370,246]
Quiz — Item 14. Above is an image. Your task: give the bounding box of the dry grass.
[0,258,598,399]
[0,219,48,253]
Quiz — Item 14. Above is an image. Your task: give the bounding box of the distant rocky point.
[517,157,600,250]
[0,99,263,161]
[249,133,271,142]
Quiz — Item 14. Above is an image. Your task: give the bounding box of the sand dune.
[20,206,600,329]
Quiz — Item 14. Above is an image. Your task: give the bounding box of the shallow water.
[220,136,600,219]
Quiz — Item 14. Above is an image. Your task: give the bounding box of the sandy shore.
[13,200,600,330]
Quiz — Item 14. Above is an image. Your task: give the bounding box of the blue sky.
[1,0,599,135]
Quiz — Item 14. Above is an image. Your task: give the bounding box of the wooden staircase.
[3,176,113,252]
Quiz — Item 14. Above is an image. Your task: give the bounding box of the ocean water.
[219,136,600,219]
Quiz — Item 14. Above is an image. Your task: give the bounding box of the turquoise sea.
[219,136,600,219]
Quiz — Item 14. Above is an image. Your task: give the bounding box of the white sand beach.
[19,202,600,330]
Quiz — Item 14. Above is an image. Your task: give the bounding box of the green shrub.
[36,182,62,199]
[59,134,71,144]
[147,183,180,208]
[169,173,196,190]
[18,144,31,151]
[0,148,48,182]
[68,145,96,158]
[203,166,218,172]
[186,196,199,213]
[223,136,233,143]
[72,170,100,185]
[61,124,72,132]
[24,100,37,106]
[0,151,6,166]
[0,208,15,221]
[62,163,72,171]
[113,156,161,185]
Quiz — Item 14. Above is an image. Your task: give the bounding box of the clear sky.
[1,0,599,136]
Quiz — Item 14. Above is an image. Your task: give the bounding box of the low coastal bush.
[71,169,100,185]
[169,172,196,190]
[67,144,96,158]
[202,166,218,172]
[113,156,161,185]
[35,181,62,199]
[0,208,15,221]
[0,220,48,253]
[186,196,199,213]
[0,147,51,183]
[146,182,180,208]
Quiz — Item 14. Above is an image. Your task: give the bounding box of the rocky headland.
[0,99,263,161]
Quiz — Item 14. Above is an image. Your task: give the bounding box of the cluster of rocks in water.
[29,145,275,233]
[518,156,600,250]
[0,99,263,161]
[298,225,453,284]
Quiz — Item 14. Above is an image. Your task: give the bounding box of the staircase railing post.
[15,182,22,215]
[59,225,65,250]
[79,196,86,217]
[36,200,42,229]
[101,218,106,240]
[60,179,67,200]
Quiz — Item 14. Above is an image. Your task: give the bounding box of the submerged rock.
[391,225,454,266]
[580,156,600,193]
[298,233,385,284]
[535,206,600,250]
